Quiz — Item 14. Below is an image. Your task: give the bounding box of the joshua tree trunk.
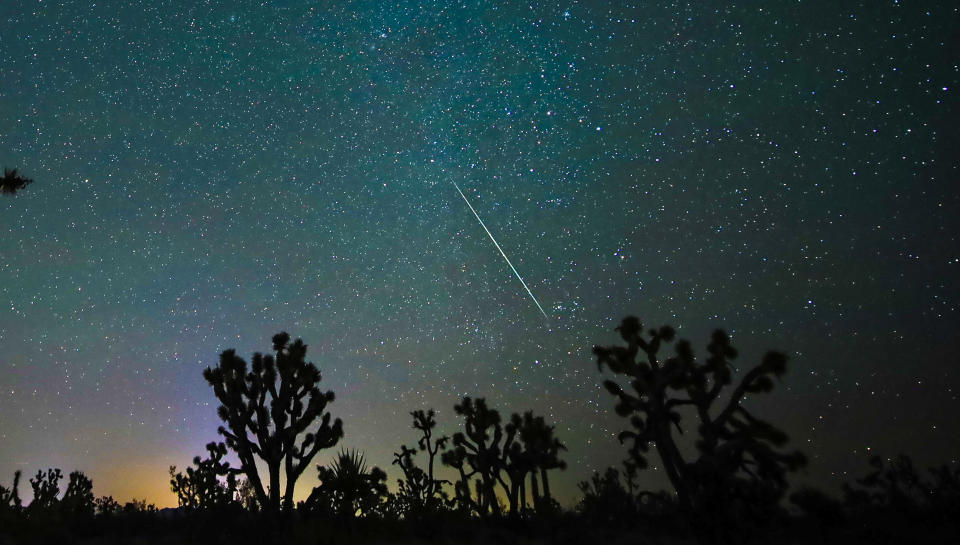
[242,454,269,509]
[530,471,541,509]
[482,476,500,516]
[283,475,296,512]
[203,334,344,514]
[268,461,281,511]
[518,477,526,510]
[650,393,691,512]
[540,467,552,504]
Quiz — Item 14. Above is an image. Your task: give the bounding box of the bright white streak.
[453,182,549,320]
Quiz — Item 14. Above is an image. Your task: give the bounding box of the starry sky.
[1,0,958,508]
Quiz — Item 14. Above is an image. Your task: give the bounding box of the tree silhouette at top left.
[1,168,33,196]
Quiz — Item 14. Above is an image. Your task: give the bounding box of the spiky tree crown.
[202,332,343,511]
[594,316,806,508]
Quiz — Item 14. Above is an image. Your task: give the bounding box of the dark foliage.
[94,495,122,516]
[5,320,956,544]
[60,471,95,517]
[170,441,243,510]
[789,486,846,527]
[844,454,960,524]
[593,316,806,543]
[0,167,33,196]
[577,466,639,526]
[577,463,678,530]
[203,332,344,512]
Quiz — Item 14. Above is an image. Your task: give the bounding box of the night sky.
[1,1,958,507]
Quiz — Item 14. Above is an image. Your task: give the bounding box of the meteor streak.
[453,182,549,320]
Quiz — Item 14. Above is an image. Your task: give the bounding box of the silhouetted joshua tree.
[594,316,806,542]
[28,469,63,515]
[1,168,33,196]
[22,469,96,518]
[513,410,567,512]
[61,471,95,516]
[170,441,240,510]
[392,409,450,515]
[203,332,344,512]
[499,415,531,515]
[443,397,508,516]
[302,449,389,519]
[0,470,23,512]
[440,437,480,515]
[440,398,566,516]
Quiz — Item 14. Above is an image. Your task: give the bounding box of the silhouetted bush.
[577,460,679,534]
[844,454,960,524]
[789,486,846,527]
[577,466,639,526]
[301,448,391,519]
[94,495,122,516]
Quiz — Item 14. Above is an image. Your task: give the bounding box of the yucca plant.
[302,448,389,518]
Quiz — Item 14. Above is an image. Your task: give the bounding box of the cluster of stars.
[1,1,958,505]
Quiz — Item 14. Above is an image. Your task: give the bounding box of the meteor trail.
[453,182,549,320]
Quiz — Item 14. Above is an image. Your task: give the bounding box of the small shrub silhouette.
[578,461,677,530]
[203,332,343,512]
[844,454,960,524]
[577,466,639,526]
[122,498,157,513]
[593,316,806,543]
[94,495,122,516]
